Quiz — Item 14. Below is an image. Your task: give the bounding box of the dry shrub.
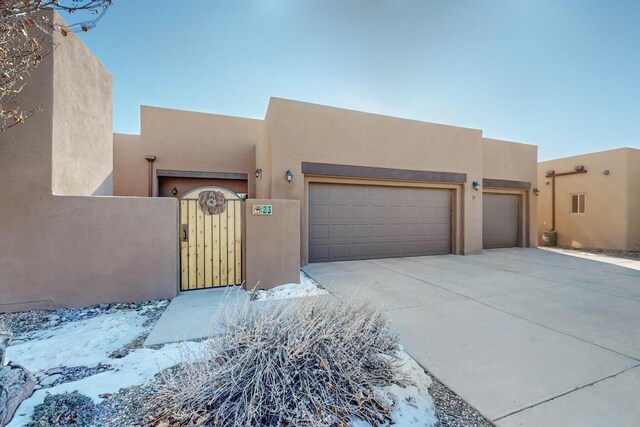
[146,296,405,426]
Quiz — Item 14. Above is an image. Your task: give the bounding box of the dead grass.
[144,296,406,427]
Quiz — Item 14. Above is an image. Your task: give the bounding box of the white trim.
[570,193,586,214]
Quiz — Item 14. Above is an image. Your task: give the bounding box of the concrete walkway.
[540,246,640,271]
[144,286,248,345]
[144,286,340,346]
[303,248,640,427]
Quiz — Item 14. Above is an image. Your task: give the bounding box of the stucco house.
[537,147,640,251]
[114,101,538,263]
[0,11,538,313]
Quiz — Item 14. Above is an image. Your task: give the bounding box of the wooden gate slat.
[213,213,220,287]
[196,205,205,289]
[227,202,235,284]
[234,201,242,284]
[204,213,213,288]
[180,200,189,291]
[188,200,197,290]
[220,204,228,285]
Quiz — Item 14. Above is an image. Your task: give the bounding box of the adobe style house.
[0,11,538,313]
[538,148,640,251]
[114,102,538,262]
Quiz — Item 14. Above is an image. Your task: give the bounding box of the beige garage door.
[309,183,452,262]
[483,193,519,249]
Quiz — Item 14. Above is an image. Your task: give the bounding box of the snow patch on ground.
[252,272,328,300]
[5,311,146,372]
[5,306,200,427]
[5,300,435,427]
[352,349,437,427]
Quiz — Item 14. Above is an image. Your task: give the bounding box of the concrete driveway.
[302,248,640,427]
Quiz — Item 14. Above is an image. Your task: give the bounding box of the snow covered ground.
[4,304,198,426]
[354,349,437,427]
[4,298,435,427]
[251,272,329,300]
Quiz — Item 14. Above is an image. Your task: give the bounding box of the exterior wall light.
[603,169,610,175]
[145,155,157,197]
[533,188,540,196]
[575,165,584,171]
[472,180,480,190]
[255,168,262,178]
[285,169,293,183]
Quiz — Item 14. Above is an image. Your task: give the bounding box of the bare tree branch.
[1,0,112,131]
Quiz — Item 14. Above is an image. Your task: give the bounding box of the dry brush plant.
[145,296,408,427]
[1,0,112,131]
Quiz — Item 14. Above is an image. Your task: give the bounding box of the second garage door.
[483,193,520,249]
[309,183,452,262]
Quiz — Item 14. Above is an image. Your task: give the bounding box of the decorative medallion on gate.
[197,190,226,215]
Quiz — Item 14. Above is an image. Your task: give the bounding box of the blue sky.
[77,0,640,160]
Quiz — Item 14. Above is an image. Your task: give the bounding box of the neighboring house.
[537,148,640,251]
[0,11,538,313]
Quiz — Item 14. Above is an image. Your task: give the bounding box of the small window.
[571,194,586,214]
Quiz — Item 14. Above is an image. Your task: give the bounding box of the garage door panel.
[406,223,422,235]
[370,206,386,221]
[329,224,347,239]
[406,206,422,220]
[310,184,331,202]
[330,244,350,260]
[389,223,405,237]
[310,245,329,262]
[420,206,449,218]
[404,240,423,256]
[385,206,404,218]
[352,205,369,220]
[310,224,329,240]
[483,193,519,249]
[310,204,329,221]
[422,223,450,235]
[371,241,403,257]
[420,240,450,255]
[351,224,371,238]
[309,183,452,262]
[351,243,370,259]
[331,204,351,220]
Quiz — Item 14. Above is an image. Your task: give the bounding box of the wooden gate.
[179,186,243,290]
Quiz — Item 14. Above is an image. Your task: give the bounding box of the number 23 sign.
[252,205,273,216]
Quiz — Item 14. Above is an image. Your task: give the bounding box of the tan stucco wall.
[537,148,633,250]
[626,148,640,251]
[483,138,538,246]
[0,12,178,312]
[255,108,273,199]
[113,107,262,198]
[51,16,114,197]
[257,98,537,262]
[244,199,300,289]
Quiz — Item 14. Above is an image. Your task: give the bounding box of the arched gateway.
[179,186,243,290]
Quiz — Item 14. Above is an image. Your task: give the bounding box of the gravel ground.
[556,246,640,261]
[91,384,151,427]
[8,299,491,426]
[33,364,113,389]
[84,367,493,427]
[0,300,169,341]
[426,372,493,427]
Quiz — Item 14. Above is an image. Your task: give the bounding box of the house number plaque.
[252,205,273,216]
